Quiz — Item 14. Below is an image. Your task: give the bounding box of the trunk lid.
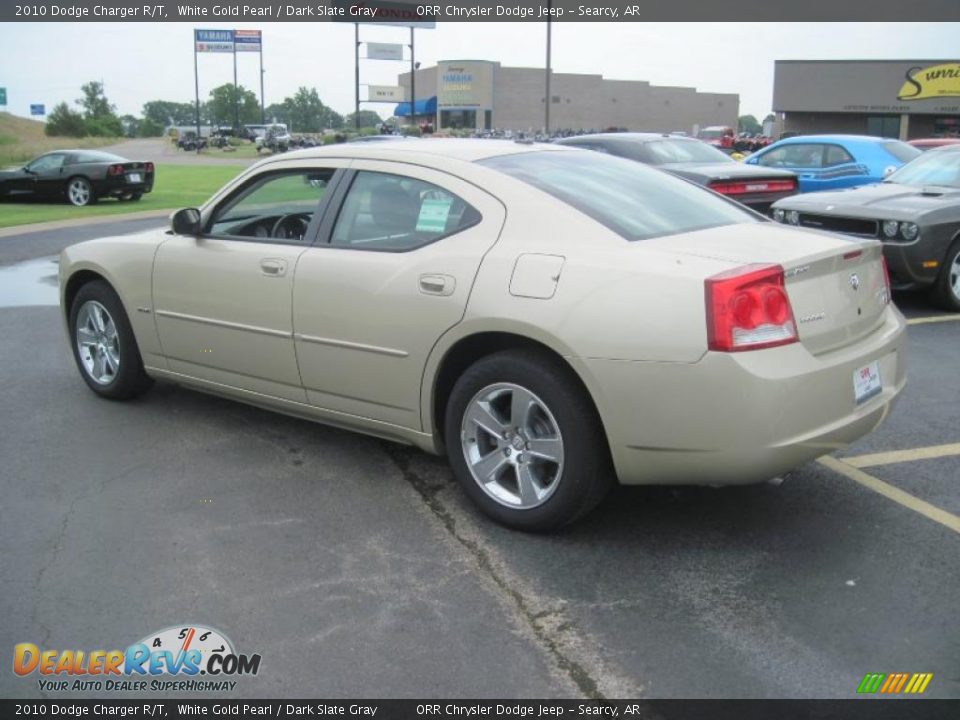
[642,222,890,355]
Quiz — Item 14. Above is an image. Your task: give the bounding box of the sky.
[0,22,957,123]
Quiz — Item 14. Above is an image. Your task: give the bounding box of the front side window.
[756,144,824,169]
[208,170,334,243]
[330,171,481,252]
[480,150,755,242]
[28,154,65,172]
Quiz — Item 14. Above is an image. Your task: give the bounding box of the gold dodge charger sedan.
[59,140,906,531]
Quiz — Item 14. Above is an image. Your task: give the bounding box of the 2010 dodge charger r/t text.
[58,140,907,531]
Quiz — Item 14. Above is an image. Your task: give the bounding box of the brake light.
[107,164,125,176]
[145,162,154,173]
[705,264,798,352]
[709,179,796,195]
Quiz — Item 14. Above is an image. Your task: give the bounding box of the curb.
[0,209,171,239]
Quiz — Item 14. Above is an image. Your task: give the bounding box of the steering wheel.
[270,213,311,241]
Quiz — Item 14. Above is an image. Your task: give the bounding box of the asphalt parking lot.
[1,218,957,700]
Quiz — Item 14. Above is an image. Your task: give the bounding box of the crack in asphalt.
[382,443,642,701]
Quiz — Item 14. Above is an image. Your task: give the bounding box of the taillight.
[880,256,892,303]
[145,162,154,173]
[705,264,798,352]
[709,179,796,195]
[107,164,125,176]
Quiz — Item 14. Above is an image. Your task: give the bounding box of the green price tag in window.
[417,198,452,233]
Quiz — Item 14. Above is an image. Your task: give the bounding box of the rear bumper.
[95,176,154,197]
[573,306,907,486]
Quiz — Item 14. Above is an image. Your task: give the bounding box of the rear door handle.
[419,274,455,296]
[260,258,287,277]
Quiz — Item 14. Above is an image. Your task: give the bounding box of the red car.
[908,138,960,151]
[697,125,735,150]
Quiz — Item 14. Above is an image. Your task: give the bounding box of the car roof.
[772,134,897,146]
[265,138,566,165]
[558,133,691,143]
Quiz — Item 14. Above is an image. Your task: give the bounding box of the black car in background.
[0,150,154,206]
[772,144,960,311]
[555,133,798,213]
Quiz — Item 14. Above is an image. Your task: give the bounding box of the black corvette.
[0,150,154,206]
[555,132,798,213]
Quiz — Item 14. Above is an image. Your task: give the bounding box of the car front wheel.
[66,176,96,206]
[445,350,612,532]
[929,238,960,312]
[69,281,152,399]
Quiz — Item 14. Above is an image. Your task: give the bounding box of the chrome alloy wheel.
[76,300,120,385]
[950,251,960,302]
[460,383,564,509]
[68,178,91,206]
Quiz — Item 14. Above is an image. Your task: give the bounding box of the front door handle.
[260,258,288,277]
[419,274,455,296]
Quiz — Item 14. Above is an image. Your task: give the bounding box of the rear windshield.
[881,141,922,164]
[643,139,734,165]
[73,151,126,163]
[479,150,756,241]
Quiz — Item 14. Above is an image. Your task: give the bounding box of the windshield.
[479,150,756,241]
[643,139,733,165]
[881,141,922,164]
[886,150,960,188]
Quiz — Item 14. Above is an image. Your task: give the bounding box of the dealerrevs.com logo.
[13,625,261,692]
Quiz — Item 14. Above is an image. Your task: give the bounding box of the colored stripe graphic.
[858,672,932,694]
[857,673,885,693]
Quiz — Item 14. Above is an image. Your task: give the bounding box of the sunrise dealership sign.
[897,62,960,101]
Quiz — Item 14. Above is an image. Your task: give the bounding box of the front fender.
[59,232,168,369]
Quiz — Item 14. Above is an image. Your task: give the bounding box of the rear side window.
[881,141,922,164]
[330,171,481,252]
[824,145,854,166]
[480,150,755,242]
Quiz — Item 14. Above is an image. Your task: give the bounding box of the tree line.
[46,82,384,138]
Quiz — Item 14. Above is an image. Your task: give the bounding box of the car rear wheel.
[66,176,96,207]
[929,239,960,312]
[445,350,612,532]
[69,281,152,400]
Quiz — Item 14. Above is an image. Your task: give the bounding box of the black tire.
[66,176,97,207]
[444,349,613,532]
[928,238,960,312]
[119,192,143,202]
[68,280,153,400]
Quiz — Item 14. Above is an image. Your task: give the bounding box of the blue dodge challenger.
[745,134,920,193]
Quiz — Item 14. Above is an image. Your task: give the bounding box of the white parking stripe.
[842,443,960,468]
[818,456,960,535]
[907,315,960,325]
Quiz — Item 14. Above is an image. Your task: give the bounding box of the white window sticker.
[417,198,453,234]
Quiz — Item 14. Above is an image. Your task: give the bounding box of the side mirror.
[171,207,201,235]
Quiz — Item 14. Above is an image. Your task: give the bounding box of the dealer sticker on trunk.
[854,361,882,405]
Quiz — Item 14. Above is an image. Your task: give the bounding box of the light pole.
[545,1,552,134]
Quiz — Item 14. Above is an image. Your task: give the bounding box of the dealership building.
[392,60,738,133]
[772,59,960,140]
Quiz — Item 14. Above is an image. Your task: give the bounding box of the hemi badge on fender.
[784,265,810,278]
[137,307,152,314]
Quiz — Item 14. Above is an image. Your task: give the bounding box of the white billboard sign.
[367,85,407,102]
[367,42,404,61]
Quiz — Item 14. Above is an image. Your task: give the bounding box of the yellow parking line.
[818,456,960,535]
[906,315,960,325]
[843,443,960,468]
